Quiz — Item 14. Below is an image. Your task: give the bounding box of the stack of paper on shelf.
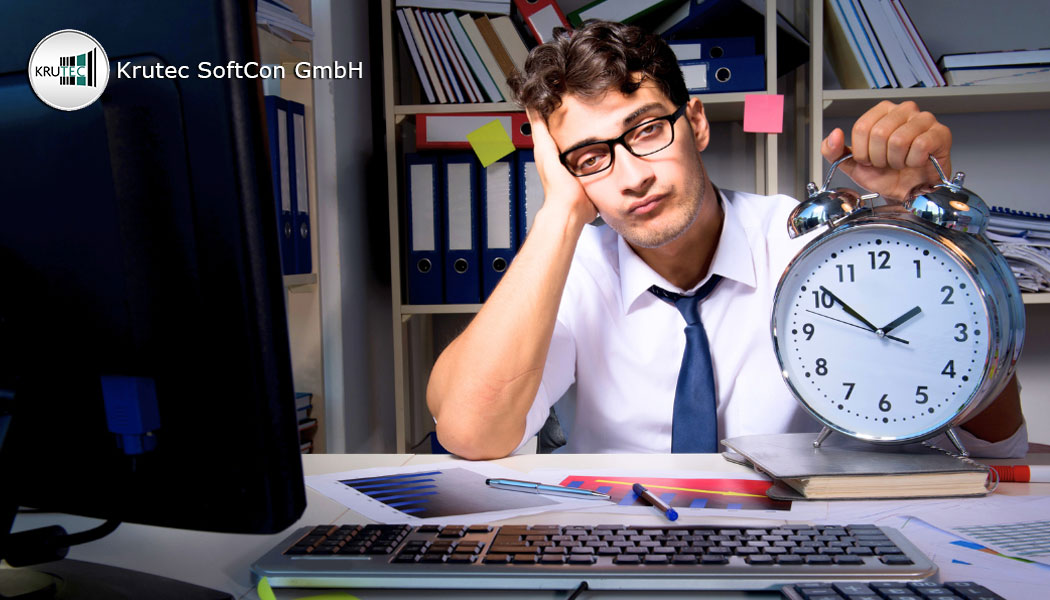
[257,0,315,41]
[987,207,1050,293]
[824,0,942,89]
[394,3,537,104]
[722,432,992,500]
[939,48,1050,86]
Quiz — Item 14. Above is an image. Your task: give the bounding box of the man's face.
[547,82,709,249]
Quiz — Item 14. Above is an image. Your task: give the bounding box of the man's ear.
[685,97,710,152]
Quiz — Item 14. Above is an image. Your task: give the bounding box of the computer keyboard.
[780,581,1005,599]
[252,523,938,591]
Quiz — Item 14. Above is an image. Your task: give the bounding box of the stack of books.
[395,0,570,104]
[938,48,1050,87]
[986,207,1050,293]
[257,0,314,42]
[824,0,943,89]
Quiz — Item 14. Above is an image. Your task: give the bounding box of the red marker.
[989,465,1050,483]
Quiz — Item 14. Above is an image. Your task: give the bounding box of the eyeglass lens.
[564,118,676,176]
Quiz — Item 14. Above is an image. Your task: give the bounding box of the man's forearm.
[426,203,589,459]
[960,375,1023,443]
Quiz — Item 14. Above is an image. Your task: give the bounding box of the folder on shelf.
[403,8,448,103]
[443,11,503,102]
[441,153,482,304]
[432,10,482,103]
[287,99,312,274]
[417,112,533,149]
[459,13,515,101]
[567,0,678,28]
[396,8,437,103]
[264,95,297,275]
[419,10,466,103]
[405,153,444,304]
[513,0,570,44]
[679,56,765,93]
[667,37,756,61]
[474,15,517,80]
[515,150,544,247]
[479,155,516,300]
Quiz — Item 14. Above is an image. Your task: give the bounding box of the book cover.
[722,432,992,500]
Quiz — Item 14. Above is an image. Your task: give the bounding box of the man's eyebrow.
[562,103,670,153]
[622,103,667,127]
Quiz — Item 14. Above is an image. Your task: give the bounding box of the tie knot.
[649,275,722,325]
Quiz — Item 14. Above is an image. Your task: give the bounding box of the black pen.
[632,483,678,521]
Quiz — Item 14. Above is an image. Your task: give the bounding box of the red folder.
[416,112,533,149]
[513,0,571,44]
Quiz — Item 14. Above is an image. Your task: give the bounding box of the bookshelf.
[258,0,325,453]
[381,0,785,451]
[804,0,1050,440]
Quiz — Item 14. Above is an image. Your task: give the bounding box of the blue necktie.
[649,275,723,453]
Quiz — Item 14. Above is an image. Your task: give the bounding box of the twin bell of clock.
[771,154,1025,456]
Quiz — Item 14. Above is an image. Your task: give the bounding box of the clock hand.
[817,286,881,333]
[881,306,922,334]
[805,310,910,345]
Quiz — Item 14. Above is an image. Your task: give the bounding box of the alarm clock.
[771,155,1025,456]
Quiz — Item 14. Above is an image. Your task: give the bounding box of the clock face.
[772,224,991,441]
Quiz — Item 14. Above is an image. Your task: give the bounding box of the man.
[426,21,1026,459]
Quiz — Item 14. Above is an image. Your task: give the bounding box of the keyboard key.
[613,554,641,565]
[944,582,1005,600]
[880,555,915,565]
[568,555,596,565]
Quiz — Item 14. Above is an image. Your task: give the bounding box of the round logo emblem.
[28,29,110,111]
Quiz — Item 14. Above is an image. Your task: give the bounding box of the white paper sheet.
[306,461,605,525]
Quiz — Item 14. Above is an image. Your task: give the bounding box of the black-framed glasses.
[559,104,688,177]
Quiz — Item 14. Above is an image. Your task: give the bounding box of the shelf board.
[1023,292,1050,305]
[284,272,317,291]
[402,304,481,315]
[821,84,1050,117]
[393,91,769,123]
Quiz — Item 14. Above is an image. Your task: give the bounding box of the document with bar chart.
[555,474,791,512]
[306,461,605,524]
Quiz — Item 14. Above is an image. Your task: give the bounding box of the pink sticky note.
[743,94,784,134]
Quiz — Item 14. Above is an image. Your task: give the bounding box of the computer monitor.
[0,0,306,595]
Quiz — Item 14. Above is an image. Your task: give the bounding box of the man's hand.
[821,100,952,202]
[526,108,598,226]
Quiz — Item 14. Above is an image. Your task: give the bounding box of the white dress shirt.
[519,189,1027,457]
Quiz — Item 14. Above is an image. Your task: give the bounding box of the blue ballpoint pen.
[485,478,611,500]
[633,482,678,521]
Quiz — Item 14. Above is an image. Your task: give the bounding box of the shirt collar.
[618,187,758,313]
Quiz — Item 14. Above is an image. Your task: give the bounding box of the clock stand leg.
[946,428,970,457]
[812,426,833,449]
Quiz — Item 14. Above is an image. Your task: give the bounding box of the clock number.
[954,323,968,342]
[836,264,855,283]
[941,286,955,305]
[815,358,828,376]
[878,394,892,412]
[915,385,929,404]
[942,360,956,379]
[913,259,921,279]
[812,290,834,309]
[868,250,890,270]
[802,323,815,340]
[842,382,855,400]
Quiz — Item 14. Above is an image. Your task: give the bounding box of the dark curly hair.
[508,20,689,119]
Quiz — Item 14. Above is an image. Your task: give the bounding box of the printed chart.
[954,520,1050,561]
[338,468,557,519]
[557,475,790,511]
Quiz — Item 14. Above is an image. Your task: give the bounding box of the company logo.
[28,29,110,111]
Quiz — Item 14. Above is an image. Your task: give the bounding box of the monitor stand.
[0,560,232,600]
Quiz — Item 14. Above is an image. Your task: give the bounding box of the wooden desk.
[8,453,1048,599]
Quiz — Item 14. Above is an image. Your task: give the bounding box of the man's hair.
[508,20,689,119]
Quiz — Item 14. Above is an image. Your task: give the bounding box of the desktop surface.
[8,452,1048,599]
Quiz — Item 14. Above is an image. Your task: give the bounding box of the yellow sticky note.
[257,577,359,600]
[466,119,516,167]
[257,577,276,600]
